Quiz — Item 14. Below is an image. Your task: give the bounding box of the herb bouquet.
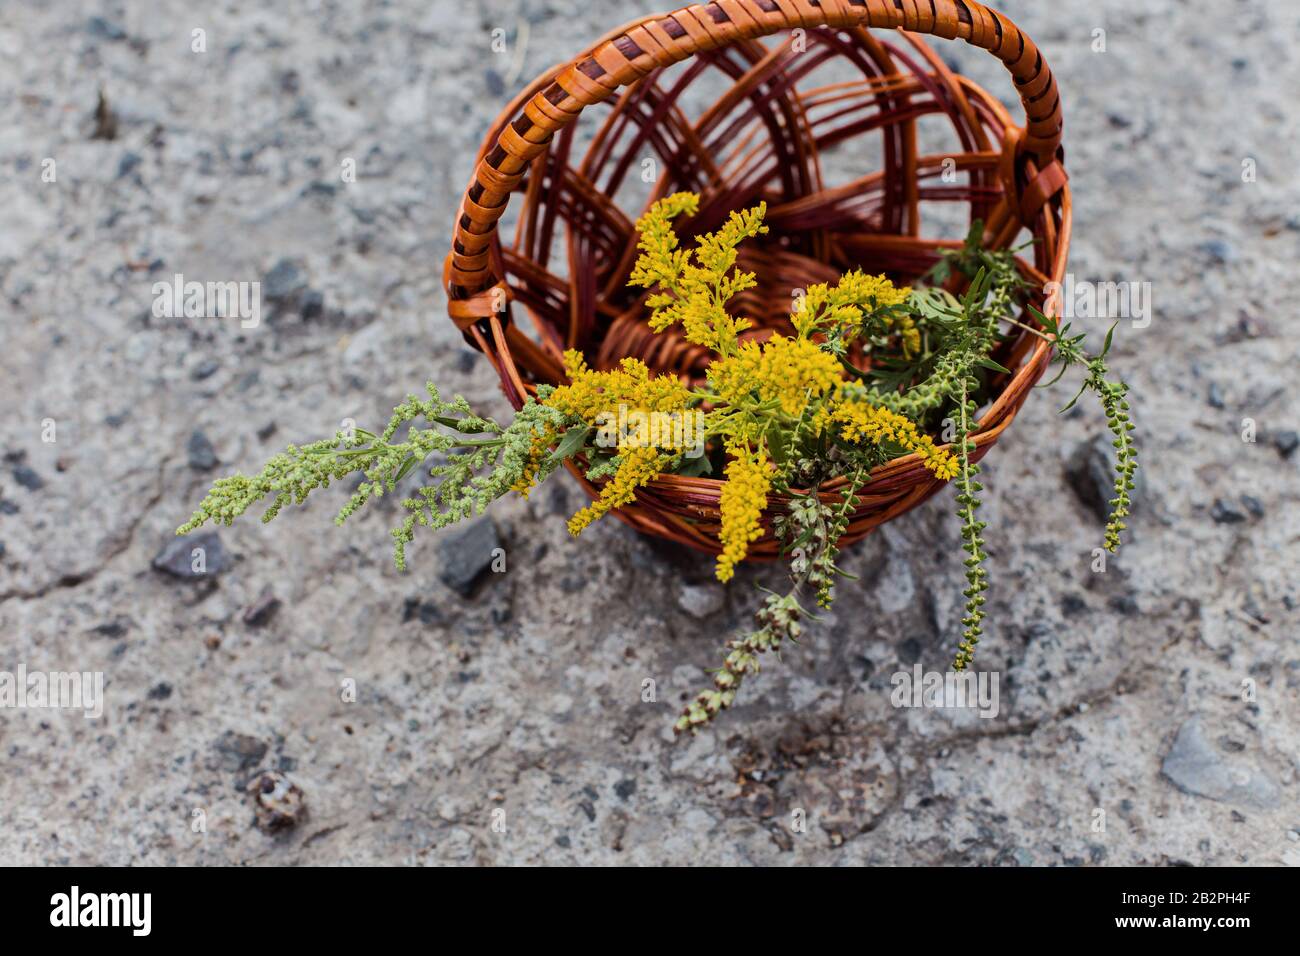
[181,192,1136,734]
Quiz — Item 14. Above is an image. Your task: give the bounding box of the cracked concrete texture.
[1,0,1297,865]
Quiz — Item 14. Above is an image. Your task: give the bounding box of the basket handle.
[447,0,1063,310]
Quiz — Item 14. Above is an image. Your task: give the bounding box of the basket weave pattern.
[445,0,1071,557]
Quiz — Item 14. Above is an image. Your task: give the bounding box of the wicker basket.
[444,0,1070,559]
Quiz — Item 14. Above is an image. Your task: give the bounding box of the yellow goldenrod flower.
[716,448,772,582]
[546,351,693,449]
[895,314,921,358]
[628,192,699,293]
[829,398,958,480]
[709,334,842,417]
[792,272,916,356]
[510,424,557,498]
[566,446,666,536]
[831,271,911,310]
[629,196,767,355]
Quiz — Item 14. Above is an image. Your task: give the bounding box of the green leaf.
[393,454,419,483]
[546,426,592,466]
[962,266,987,314]
[976,356,1012,375]
[1037,361,1071,389]
[1101,321,1119,358]
[1059,380,1089,413]
[837,354,882,383]
[1028,305,1058,337]
[675,454,713,478]
[765,420,790,466]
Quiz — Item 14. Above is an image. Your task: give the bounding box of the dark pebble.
[117,151,142,179]
[1273,431,1298,459]
[1241,495,1264,519]
[1109,593,1140,616]
[87,16,127,41]
[242,589,282,628]
[12,464,43,491]
[1199,239,1235,265]
[1065,433,1144,523]
[402,598,444,626]
[262,258,307,302]
[214,731,268,772]
[187,430,217,470]
[91,619,129,638]
[148,682,173,701]
[1206,382,1224,409]
[436,517,501,598]
[857,655,875,682]
[300,289,324,320]
[898,637,923,665]
[153,530,228,578]
[300,181,336,200]
[614,779,637,801]
[1060,593,1089,616]
[1210,498,1246,525]
[484,69,506,97]
[191,358,220,381]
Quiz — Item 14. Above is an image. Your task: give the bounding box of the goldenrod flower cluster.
[827,396,959,480]
[629,192,767,355]
[510,424,557,498]
[566,446,666,537]
[795,271,918,357]
[826,270,912,310]
[709,334,843,416]
[547,351,691,431]
[546,197,959,569]
[716,447,772,582]
[546,352,694,536]
[894,314,921,358]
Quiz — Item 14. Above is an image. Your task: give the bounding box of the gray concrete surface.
[0,0,1297,865]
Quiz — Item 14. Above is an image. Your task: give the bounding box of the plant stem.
[952,377,988,671]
